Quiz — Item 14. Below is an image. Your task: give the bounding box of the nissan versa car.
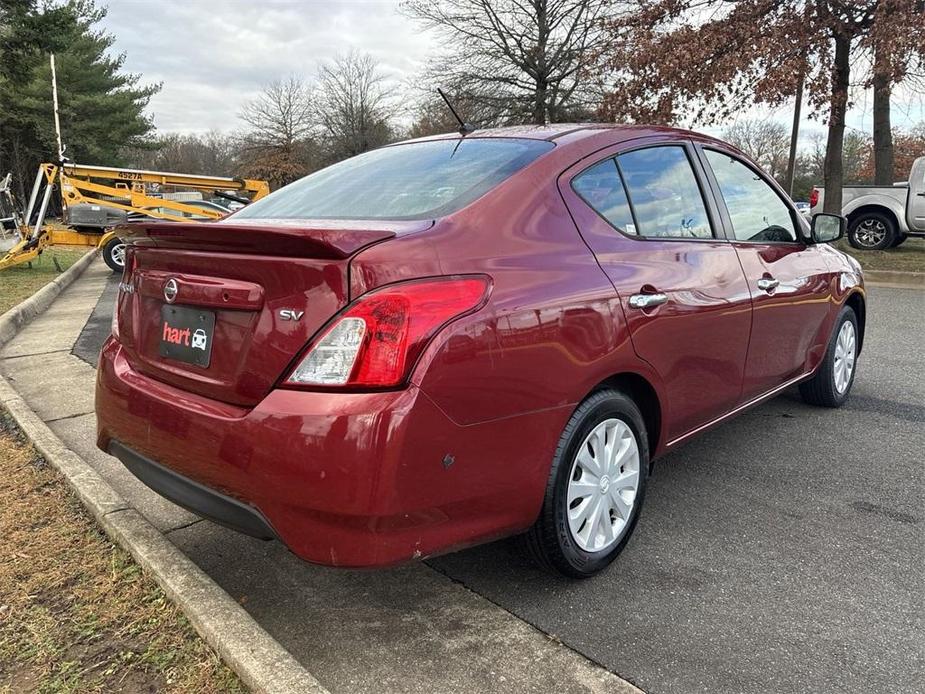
[96,124,864,577]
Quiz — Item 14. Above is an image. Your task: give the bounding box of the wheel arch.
[97,229,120,248]
[846,204,900,232]
[844,291,866,355]
[593,372,663,460]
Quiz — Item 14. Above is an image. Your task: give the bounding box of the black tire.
[799,305,859,408]
[890,232,908,248]
[847,211,896,250]
[102,237,126,273]
[524,389,649,578]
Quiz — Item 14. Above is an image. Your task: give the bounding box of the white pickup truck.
[810,156,925,250]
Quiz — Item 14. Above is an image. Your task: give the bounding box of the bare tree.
[130,131,237,176]
[238,76,317,187]
[405,90,497,138]
[722,120,791,182]
[315,51,394,163]
[802,130,871,184]
[403,0,609,126]
[240,76,314,148]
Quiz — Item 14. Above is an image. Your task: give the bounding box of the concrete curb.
[0,248,99,345]
[0,259,328,694]
[864,269,925,289]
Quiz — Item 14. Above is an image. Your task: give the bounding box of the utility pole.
[785,76,803,198]
[50,54,65,163]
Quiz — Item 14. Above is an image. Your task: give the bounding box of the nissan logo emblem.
[164,278,179,303]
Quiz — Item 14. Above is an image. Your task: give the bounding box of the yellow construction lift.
[0,162,270,272]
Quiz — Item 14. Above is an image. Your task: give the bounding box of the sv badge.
[279,309,304,321]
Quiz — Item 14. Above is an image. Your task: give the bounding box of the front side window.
[616,146,713,239]
[572,159,636,234]
[704,150,798,243]
[233,138,554,221]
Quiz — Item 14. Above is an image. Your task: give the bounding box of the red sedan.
[96,124,864,577]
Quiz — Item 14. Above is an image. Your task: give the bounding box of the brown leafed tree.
[865,3,924,183]
[403,0,609,126]
[858,122,925,181]
[599,0,925,213]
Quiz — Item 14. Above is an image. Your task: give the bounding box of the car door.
[906,156,925,232]
[560,141,753,442]
[697,146,834,401]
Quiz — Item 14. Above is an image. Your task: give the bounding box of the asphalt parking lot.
[75,279,924,694]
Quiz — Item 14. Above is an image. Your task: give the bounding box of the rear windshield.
[232,138,554,221]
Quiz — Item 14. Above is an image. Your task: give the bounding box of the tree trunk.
[823,33,851,214]
[533,81,548,125]
[785,76,804,197]
[533,0,548,125]
[872,49,894,185]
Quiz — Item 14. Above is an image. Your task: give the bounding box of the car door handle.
[757,277,780,292]
[628,293,669,309]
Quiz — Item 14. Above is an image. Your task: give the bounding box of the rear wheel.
[799,305,858,408]
[890,232,908,248]
[102,237,126,273]
[847,212,896,250]
[524,389,648,578]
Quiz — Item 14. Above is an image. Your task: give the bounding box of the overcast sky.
[98,0,924,142]
[101,0,437,132]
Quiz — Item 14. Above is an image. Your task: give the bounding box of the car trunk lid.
[115,219,427,406]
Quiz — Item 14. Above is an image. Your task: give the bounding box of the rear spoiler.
[122,220,413,260]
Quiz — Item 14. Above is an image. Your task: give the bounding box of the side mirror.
[810,213,845,244]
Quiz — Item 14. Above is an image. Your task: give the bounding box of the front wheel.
[102,236,126,273]
[524,389,649,578]
[799,305,858,408]
[890,232,908,248]
[847,212,896,250]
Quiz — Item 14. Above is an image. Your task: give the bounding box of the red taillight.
[121,245,136,280]
[285,276,491,389]
[809,188,819,208]
[112,247,136,339]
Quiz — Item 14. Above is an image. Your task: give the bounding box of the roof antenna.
[437,88,475,136]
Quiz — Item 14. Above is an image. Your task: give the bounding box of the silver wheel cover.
[567,418,640,553]
[833,320,856,394]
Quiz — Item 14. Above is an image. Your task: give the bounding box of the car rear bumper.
[96,337,566,567]
[108,440,278,540]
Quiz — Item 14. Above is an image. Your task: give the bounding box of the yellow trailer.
[0,163,270,272]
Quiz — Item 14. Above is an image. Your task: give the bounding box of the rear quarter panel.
[349,146,660,430]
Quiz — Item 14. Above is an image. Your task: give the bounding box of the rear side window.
[572,159,637,234]
[571,147,714,240]
[233,138,554,221]
[617,146,713,239]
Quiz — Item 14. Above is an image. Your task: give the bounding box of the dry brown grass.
[0,415,245,694]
